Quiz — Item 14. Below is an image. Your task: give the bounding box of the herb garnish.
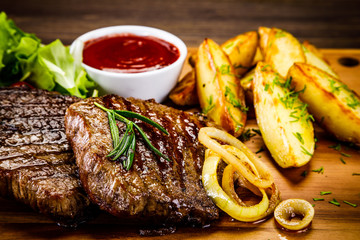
[94,102,171,170]
[293,132,304,144]
[239,129,256,142]
[329,143,341,151]
[301,170,308,177]
[329,199,340,206]
[255,146,265,154]
[312,166,324,174]
[313,198,324,201]
[343,201,357,208]
[341,152,351,158]
[224,86,248,112]
[202,95,215,114]
[320,191,332,195]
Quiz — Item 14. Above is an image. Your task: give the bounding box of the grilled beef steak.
[65,95,219,226]
[0,86,95,227]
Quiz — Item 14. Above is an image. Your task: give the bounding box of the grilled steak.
[0,86,95,227]
[65,95,219,226]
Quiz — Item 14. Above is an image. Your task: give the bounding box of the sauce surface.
[83,33,180,73]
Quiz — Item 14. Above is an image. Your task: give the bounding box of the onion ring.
[274,199,314,231]
[202,151,270,222]
[199,127,273,189]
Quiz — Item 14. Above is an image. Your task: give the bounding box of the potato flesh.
[288,63,360,145]
[253,62,315,168]
[196,38,247,137]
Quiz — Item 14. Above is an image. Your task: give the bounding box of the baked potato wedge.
[302,40,327,62]
[258,27,271,57]
[221,31,258,77]
[288,63,360,145]
[196,38,247,137]
[169,71,199,106]
[253,62,315,168]
[240,68,255,104]
[302,43,339,78]
[259,27,305,77]
[252,47,264,66]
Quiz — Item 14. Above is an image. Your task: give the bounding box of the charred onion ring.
[199,127,278,222]
[202,151,270,222]
[199,127,273,189]
[274,199,314,231]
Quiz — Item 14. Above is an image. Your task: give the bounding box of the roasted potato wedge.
[302,43,339,78]
[196,38,247,137]
[221,31,258,77]
[253,62,315,168]
[252,47,264,66]
[169,71,199,106]
[239,68,255,104]
[258,27,271,57]
[288,63,360,145]
[259,27,305,77]
[302,40,327,62]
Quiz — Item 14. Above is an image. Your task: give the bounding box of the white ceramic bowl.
[70,25,187,103]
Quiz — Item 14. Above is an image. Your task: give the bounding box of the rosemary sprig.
[94,102,171,170]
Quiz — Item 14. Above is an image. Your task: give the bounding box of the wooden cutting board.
[1,49,360,240]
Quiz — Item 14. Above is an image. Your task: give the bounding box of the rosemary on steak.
[94,102,171,170]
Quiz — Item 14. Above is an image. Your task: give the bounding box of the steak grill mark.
[0,86,95,227]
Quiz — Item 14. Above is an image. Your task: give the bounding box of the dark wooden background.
[1,0,360,48]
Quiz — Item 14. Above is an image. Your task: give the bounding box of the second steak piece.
[65,95,219,226]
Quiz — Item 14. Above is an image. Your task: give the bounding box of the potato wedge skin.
[221,31,258,77]
[169,70,199,106]
[253,62,315,168]
[259,27,305,77]
[196,38,247,137]
[288,63,360,145]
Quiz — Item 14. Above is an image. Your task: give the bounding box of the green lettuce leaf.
[0,12,40,86]
[0,11,95,98]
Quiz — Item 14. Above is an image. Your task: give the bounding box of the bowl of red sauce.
[71,25,187,102]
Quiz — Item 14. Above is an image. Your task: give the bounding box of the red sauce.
[83,33,180,73]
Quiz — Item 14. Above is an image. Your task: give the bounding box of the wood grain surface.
[1,0,360,48]
[0,49,359,240]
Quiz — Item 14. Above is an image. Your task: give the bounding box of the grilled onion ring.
[222,164,281,220]
[274,199,314,231]
[199,127,273,189]
[202,151,270,222]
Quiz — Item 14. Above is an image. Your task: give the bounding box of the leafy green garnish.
[0,12,95,98]
[94,102,171,170]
